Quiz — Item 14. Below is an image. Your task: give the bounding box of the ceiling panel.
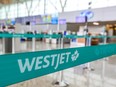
[0,0,12,4]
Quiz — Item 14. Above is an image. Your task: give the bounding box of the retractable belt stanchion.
[55,34,69,87]
[52,32,68,87]
[59,33,68,87]
[3,32,13,54]
[12,35,15,54]
[84,21,91,87]
[52,33,61,84]
[1,33,6,54]
[86,36,92,87]
[101,34,107,87]
[2,38,5,54]
[32,34,36,51]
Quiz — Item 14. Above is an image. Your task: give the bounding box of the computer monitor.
[26,21,30,25]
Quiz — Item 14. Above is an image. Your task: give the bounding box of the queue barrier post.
[86,36,92,87]
[52,33,69,87]
[3,33,13,54]
[12,37,15,54]
[32,34,36,51]
[2,38,5,54]
[101,34,107,87]
[52,36,61,84]
[59,34,69,87]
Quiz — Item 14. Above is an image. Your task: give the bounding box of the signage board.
[42,15,52,23]
[80,10,94,19]
[51,17,58,24]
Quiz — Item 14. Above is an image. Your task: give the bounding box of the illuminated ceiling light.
[93,22,99,25]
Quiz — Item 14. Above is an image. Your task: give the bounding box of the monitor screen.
[26,21,30,25]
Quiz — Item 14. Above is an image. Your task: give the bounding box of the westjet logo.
[17,50,79,73]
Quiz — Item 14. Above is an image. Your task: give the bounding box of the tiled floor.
[8,76,77,87]
[0,40,116,87]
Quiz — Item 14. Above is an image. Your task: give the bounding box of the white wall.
[59,6,116,22]
[79,26,105,35]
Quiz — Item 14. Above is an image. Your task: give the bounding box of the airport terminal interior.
[0,0,116,87]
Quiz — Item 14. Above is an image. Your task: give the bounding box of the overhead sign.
[51,14,58,24]
[0,44,116,87]
[51,17,58,24]
[11,19,16,25]
[76,16,86,23]
[16,17,22,24]
[59,19,66,24]
[34,15,43,24]
[6,19,11,25]
[15,15,43,24]
[42,15,52,23]
[0,20,5,26]
[80,10,94,19]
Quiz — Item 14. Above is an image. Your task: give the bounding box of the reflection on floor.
[0,40,116,87]
[8,76,76,87]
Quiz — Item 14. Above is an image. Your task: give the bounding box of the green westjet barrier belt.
[0,33,62,38]
[0,44,116,87]
[0,33,116,38]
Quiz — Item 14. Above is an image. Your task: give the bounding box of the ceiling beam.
[0,0,12,5]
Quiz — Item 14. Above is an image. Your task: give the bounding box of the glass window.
[45,0,61,14]
[0,0,116,19]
